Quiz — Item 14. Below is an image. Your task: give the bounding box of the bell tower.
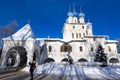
[62,6,93,41]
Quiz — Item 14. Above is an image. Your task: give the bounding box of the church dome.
[68,11,73,16]
[79,12,85,17]
[72,11,78,17]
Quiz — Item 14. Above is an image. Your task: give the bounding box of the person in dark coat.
[29,61,36,80]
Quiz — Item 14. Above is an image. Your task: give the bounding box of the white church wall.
[43,40,91,62]
[105,43,118,54]
[69,41,89,62]
[45,41,65,62]
[63,23,89,40]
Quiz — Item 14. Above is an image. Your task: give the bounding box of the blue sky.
[0,0,120,40]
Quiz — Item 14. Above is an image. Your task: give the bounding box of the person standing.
[29,61,36,80]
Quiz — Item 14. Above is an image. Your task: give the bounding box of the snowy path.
[23,63,120,80]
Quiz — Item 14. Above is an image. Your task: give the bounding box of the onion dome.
[72,11,78,17]
[79,12,85,17]
[79,7,85,17]
[68,11,73,16]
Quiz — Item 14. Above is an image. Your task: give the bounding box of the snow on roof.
[36,39,45,47]
[36,38,62,41]
[36,38,86,43]
[106,40,118,43]
[2,24,36,40]
[85,35,107,38]
[36,38,62,46]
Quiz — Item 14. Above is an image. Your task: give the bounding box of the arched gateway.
[5,46,27,67]
[0,24,41,67]
[109,58,119,63]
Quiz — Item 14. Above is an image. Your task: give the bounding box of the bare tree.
[0,20,18,39]
[0,21,18,60]
[0,20,18,50]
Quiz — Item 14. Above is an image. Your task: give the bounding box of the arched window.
[83,33,85,36]
[60,43,72,52]
[75,20,77,23]
[49,46,52,52]
[86,30,88,35]
[108,46,111,52]
[79,33,81,38]
[61,45,64,52]
[72,33,74,38]
[73,26,75,29]
[80,46,83,52]
[82,26,84,29]
[93,38,96,41]
[76,33,78,38]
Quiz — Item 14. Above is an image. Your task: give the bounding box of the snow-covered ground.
[0,66,5,70]
[23,62,120,79]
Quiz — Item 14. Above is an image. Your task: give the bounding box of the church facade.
[39,9,119,64]
[0,9,120,67]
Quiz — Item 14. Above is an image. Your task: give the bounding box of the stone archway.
[6,46,27,67]
[61,58,69,62]
[109,58,119,63]
[78,58,88,62]
[44,58,55,63]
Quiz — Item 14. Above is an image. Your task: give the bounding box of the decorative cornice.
[45,39,86,43]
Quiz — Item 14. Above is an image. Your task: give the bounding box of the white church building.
[0,9,120,67]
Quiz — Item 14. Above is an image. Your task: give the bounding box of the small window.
[82,26,84,29]
[73,26,75,29]
[80,46,83,52]
[86,30,88,35]
[75,20,77,23]
[72,33,74,38]
[108,46,111,52]
[93,38,96,41]
[79,33,81,38]
[49,46,52,52]
[83,33,85,36]
[76,33,78,38]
